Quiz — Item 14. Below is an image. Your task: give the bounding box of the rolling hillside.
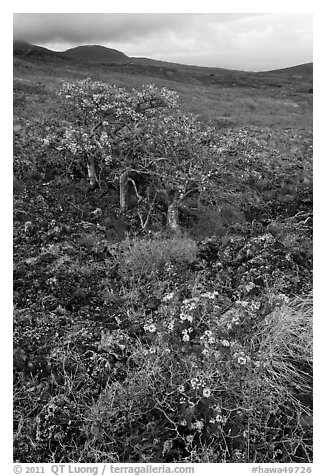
[13,41,313,79]
[13,41,313,128]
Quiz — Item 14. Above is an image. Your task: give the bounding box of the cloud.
[13,13,312,71]
[13,13,197,44]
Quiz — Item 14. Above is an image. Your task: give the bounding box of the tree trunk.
[86,156,99,190]
[119,170,130,212]
[167,199,181,234]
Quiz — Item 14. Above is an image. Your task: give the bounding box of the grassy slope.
[13,54,312,128]
[13,54,313,463]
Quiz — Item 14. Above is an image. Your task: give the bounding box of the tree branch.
[127,177,143,202]
[138,192,157,230]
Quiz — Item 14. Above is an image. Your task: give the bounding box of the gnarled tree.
[57,79,221,231]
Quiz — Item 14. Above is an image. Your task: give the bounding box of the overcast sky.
[13,13,312,71]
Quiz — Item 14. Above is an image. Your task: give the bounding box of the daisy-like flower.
[201,291,218,299]
[194,420,204,431]
[182,334,190,342]
[221,339,230,347]
[182,298,198,312]
[178,385,185,393]
[144,323,157,333]
[190,378,199,388]
[203,388,211,398]
[180,313,193,322]
[238,356,247,365]
[162,292,175,302]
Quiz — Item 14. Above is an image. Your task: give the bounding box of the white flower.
[208,336,216,344]
[180,312,193,322]
[194,420,204,431]
[190,378,199,388]
[149,347,156,354]
[238,356,247,365]
[201,291,217,299]
[162,292,175,302]
[182,298,199,311]
[182,334,190,342]
[204,330,212,337]
[203,388,211,398]
[178,385,185,393]
[144,323,157,333]
[221,339,230,347]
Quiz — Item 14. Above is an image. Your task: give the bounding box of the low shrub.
[77,291,313,462]
[111,236,198,281]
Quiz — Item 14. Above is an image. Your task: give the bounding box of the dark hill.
[13,41,69,62]
[14,41,57,56]
[63,45,130,64]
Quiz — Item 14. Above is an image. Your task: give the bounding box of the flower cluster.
[143,321,157,333]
